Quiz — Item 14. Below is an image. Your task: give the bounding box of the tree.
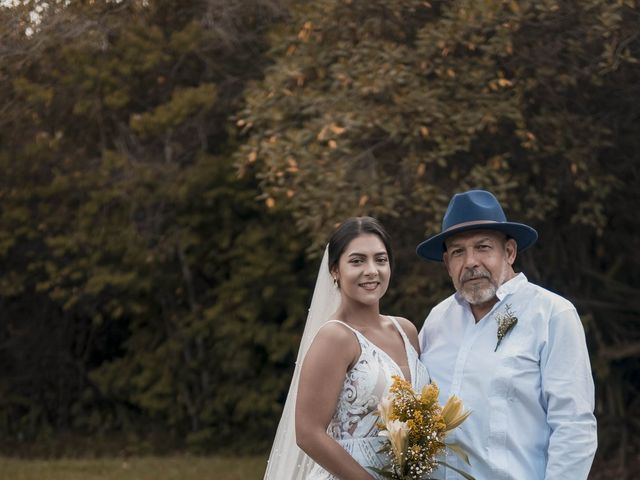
[1,0,310,452]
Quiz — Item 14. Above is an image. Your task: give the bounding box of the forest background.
[0,0,638,478]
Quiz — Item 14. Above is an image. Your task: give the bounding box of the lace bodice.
[307,316,431,480]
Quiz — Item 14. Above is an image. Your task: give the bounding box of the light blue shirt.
[419,273,597,480]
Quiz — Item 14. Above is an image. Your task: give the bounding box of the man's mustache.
[461,269,491,283]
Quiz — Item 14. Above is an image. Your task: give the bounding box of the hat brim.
[416,222,538,262]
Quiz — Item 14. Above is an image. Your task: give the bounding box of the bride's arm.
[295,323,375,480]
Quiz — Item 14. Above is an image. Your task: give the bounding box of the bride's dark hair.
[328,216,394,273]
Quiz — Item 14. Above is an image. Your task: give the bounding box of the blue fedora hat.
[416,190,538,262]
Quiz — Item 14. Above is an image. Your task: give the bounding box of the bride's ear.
[330,267,340,288]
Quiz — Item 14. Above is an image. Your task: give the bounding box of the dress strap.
[387,316,409,347]
[325,318,407,347]
[386,316,416,384]
[323,319,372,346]
[387,315,420,359]
[324,319,363,340]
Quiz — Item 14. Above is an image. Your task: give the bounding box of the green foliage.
[130,84,218,136]
[239,0,634,239]
[0,0,299,453]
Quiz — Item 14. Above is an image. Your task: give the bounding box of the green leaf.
[436,460,476,480]
[445,441,471,464]
[366,466,396,479]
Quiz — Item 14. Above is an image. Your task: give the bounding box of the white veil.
[263,245,342,479]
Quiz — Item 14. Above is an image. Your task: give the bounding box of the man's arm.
[541,307,597,479]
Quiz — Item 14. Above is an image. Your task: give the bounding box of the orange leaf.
[329,123,346,135]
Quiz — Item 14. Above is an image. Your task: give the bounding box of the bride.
[264,217,430,480]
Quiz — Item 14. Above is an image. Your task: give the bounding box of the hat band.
[443,220,499,233]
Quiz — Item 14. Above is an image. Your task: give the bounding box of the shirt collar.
[496,272,527,300]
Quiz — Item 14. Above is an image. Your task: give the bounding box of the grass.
[0,455,267,480]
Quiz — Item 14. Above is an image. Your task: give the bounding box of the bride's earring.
[333,277,339,289]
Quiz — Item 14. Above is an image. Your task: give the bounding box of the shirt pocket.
[495,323,542,399]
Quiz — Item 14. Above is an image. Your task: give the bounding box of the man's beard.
[459,268,499,305]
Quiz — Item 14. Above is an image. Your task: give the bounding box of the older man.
[416,190,597,480]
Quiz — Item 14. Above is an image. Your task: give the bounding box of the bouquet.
[370,376,475,480]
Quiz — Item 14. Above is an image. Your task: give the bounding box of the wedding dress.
[307,317,431,480]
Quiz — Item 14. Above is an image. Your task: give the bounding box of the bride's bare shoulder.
[304,321,359,369]
[315,320,357,344]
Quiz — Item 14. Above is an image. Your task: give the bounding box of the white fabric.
[263,246,341,480]
[419,273,597,480]
[307,318,431,480]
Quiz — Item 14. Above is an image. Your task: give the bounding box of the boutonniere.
[494,304,518,352]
